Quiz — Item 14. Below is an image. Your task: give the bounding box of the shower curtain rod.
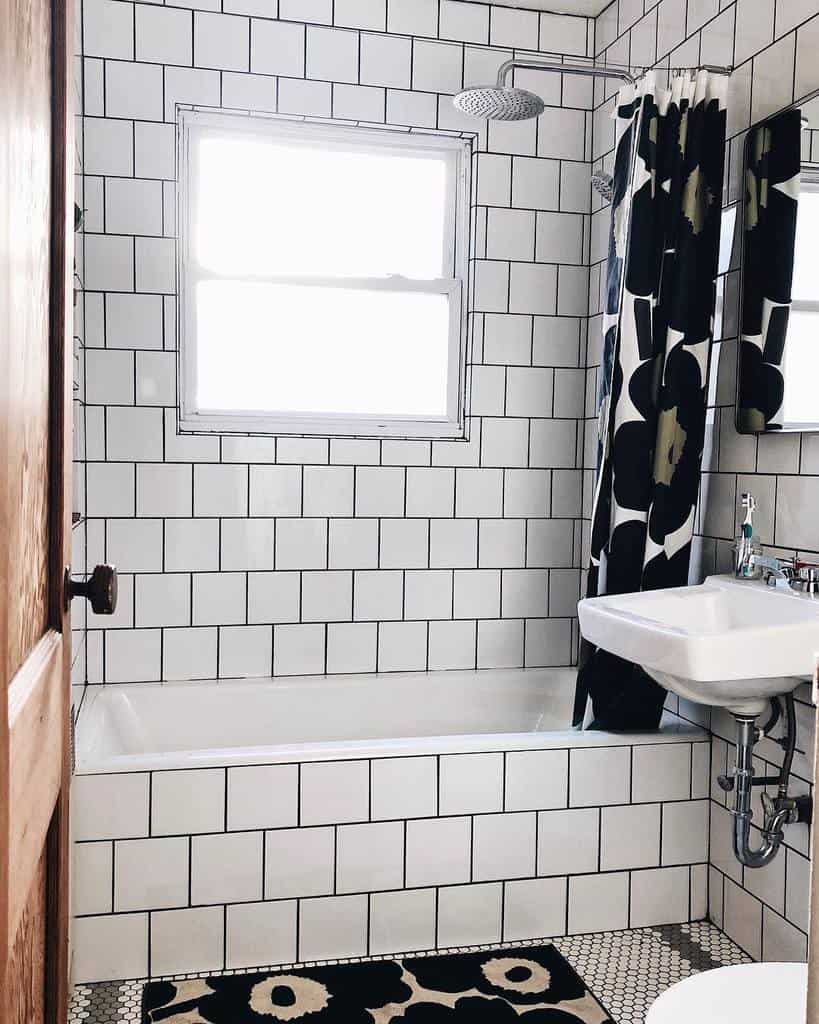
[495,58,733,89]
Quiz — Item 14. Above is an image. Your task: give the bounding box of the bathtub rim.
[74,674,707,775]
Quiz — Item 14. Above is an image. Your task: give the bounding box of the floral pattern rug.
[141,944,613,1023]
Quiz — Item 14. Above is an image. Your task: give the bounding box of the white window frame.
[177,108,472,439]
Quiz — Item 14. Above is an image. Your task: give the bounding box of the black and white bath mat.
[141,943,613,1023]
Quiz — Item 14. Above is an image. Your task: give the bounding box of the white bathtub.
[75,667,701,773]
[71,667,710,983]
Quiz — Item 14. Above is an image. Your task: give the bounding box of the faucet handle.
[793,565,819,595]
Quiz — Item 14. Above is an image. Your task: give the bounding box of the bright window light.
[178,109,471,438]
[785,181,819,427]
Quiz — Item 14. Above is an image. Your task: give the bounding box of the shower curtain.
[573,70,728,731]
[737,108,802,432]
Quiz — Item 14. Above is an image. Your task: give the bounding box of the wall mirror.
[736,88,819,433]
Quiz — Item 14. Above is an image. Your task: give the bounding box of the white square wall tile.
[505,749,568,811]
[250,466,302,517]
[135,5,192,65]
[428,620,476,671]
[504,876,568,942]
[265,827,335,900]
[306,25,359,83]
[228,765,298,831]
[537,807,599,877]
[248,573,300,625]
[477,619,524,669]
[105,629,162,684]
[194,465,248,518]
[151,906,224,977]
[221,520,276,572]
[327,622,377,674]
[378,621,427,672]
[275,520,328,570]
[191,831,263,905]
[273,623,325,676]
[355,467,405,517]
[371,756,437,821]
[135,574,190,628]
[301,572,353,623]
[151,768,225,836]
[299,895,368,961]
[439,753,503,815]
[73,773,150,842]
[303,466,354,517]
[630,866,691,928]
[568,872,629,935]
[437,883,502,948]
[251,19,305,76]
[569,746,630,807]
[72,914,149,984]
[473,812,536,881]
[329,520,379,570]
[600,803,661,871]
[405,816,471,888]
[194,11,249,71]
[226,900,298,971]
[300,759,369,826]
[632,743,692,803]
[73,842,114,916]
[662,800,709,866]
[164,520,219,571]
[219,625,273,678]
[369,888,436,955]
[114,837,189,912]
[193,572,246,626]
[336,821,404,894]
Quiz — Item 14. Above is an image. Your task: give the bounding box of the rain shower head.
[591,170,614,202]
[454,58,639,123]
[453,84,545,121]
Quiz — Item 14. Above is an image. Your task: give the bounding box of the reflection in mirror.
[737,93,819,433]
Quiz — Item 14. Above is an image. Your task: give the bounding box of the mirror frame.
[734,85,819,434]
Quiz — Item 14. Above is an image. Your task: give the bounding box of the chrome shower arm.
[495,58,637,89]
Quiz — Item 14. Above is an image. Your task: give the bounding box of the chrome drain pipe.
[720,701,812,869]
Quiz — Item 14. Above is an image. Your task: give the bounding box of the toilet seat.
[646,962,807,1023]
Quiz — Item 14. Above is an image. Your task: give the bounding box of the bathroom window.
[784,175,819,423]
[177,109,471,438]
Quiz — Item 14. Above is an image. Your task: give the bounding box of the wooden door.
[0,1,75,1022]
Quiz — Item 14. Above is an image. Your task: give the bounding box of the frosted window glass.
[791,189,819,301]
[783,309,819,424]
[195,136,448,280]
[195,281,450,418]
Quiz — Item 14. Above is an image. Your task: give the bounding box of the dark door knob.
[65,564,118,615]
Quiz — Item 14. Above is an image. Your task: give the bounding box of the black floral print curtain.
[737,109,801,432]
[574,71,728,731]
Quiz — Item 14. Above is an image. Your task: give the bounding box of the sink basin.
[577,575,818,715]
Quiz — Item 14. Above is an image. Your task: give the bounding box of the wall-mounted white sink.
[578,575,818,715]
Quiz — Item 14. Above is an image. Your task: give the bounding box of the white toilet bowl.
[646,962,807,1024]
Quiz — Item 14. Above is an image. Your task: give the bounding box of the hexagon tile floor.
[68,921,751,1024]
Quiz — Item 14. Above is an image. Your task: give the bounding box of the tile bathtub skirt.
[140,943,612,1023]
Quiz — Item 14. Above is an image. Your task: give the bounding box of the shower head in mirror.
[591,170,613,202]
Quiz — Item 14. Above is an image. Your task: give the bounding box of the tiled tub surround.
[70,668,710,982]
[590,0,819,969]
[79,0,597,685]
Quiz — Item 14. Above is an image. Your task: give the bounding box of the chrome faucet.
[747,553,796,589]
